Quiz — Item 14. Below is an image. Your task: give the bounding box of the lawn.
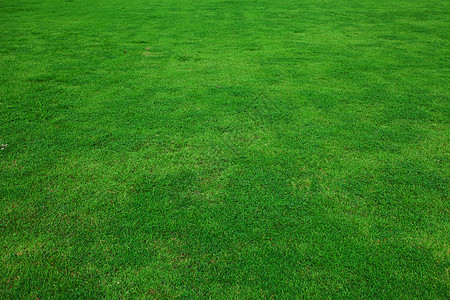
[0,0,449,298]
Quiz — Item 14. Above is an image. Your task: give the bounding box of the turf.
[0,0,449,298]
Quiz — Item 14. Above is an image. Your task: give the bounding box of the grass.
[0,0,449,298]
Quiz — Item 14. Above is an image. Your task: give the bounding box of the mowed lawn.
[1,0,449,298]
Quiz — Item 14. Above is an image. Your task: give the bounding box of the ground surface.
[0,0,449,298]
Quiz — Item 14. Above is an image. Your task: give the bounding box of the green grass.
[1,0,449,298]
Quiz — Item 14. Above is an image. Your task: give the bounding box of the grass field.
[1,0,449,298]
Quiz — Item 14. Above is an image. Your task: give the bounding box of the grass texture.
[0,0,449,298]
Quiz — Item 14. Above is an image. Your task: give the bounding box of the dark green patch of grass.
[1,0,449,298]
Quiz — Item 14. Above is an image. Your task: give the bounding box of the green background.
[1,0,449,298]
